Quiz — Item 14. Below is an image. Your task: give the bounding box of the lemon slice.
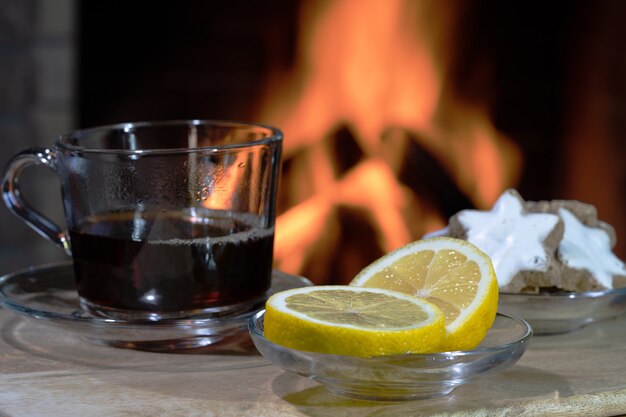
[264,286,445,357]
[350,237,498,351]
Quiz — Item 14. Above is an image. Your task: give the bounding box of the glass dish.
[499,287,626,335]
[248,310,532,401]
[0,261,312,352]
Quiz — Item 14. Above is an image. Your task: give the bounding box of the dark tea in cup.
[71,209,274,316]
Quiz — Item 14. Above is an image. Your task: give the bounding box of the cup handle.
[2,147,71,255]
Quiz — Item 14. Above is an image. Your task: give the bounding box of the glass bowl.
[248,310,532,401]
[499,287,626,335]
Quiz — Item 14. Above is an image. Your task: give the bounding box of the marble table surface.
[0,306,625,417]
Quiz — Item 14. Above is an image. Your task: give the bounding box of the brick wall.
[0,0,75,274]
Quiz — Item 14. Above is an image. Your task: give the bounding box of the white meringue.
[558,208,626,289]
[457,190,560,287]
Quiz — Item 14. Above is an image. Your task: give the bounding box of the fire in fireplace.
[257,0,523,283]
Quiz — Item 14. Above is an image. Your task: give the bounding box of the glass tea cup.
[2,120,283,320]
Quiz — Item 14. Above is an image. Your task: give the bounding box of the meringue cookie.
[558,208,626,290]
[447,189,626,292]
[449,189,562,289]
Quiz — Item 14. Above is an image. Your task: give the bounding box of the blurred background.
[1,0,625,284]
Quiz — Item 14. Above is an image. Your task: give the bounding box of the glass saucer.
[0,261,312,352]
[249,311,532,401]
[499,287,626,335]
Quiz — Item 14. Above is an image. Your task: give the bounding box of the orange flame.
[258,0,522,280]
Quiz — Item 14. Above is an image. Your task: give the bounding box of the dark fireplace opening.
[77,1,299,127]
